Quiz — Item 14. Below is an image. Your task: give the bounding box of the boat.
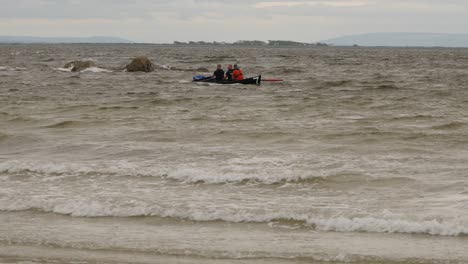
[193,75,262,85]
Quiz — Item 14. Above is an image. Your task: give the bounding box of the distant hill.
[0,36,133,44]
[322,33,468,47]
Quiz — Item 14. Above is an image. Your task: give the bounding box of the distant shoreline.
[2,43,468,49]
[2,32,468,47]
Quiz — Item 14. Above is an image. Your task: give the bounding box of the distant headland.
[0,36,327,47]
[3,33,468,47]
[171,40,328,47]
[0,36,133,44]
[322,33,468,47]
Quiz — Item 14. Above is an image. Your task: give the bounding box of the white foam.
[167,158,303,184]
[0,160,165,178]
[309,216,468,236]
[55,67,72,72]
[0,157,354,185]
[55,67,112,73]
[80,67,113,73]
[0,66,26,71]
[0,195,466,236]
[158,64,172,70]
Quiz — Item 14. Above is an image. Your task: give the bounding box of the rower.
[225,64,233,81]
[232,64,244,81]
[213,64,225,82]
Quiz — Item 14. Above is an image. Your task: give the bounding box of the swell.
[43,120,83,128]
[0,160,166,179]
[0,131,8,142]
[0,199,466,237]
[98,106,140,110]
[0,241,461,264]
[42,120,105,129]
[431,122,465,130]
[389,114,439,121]
[321,129,467,143]
[0,160,419,186]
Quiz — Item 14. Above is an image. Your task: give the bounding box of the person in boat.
[213,64,225,82]
[225,64,233,81]
[232,64,244,81]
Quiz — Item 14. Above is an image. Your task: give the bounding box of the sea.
[0,44,467,264]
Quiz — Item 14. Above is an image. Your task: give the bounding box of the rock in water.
[64,61,96,72]
[126,57,155,72]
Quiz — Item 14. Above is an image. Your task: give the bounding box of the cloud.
[1,0,468,42]
[254,1,369,8]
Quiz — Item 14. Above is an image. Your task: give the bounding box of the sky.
[1,0,467,43]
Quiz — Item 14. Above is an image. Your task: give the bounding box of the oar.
[263,78,284,82]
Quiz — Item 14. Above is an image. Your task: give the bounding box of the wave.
[55,66,112,73]
[0,242,461,264]
[0,66,27,71]
[322,80,353,88]
[80,67,113,73]
[55,67,73,72]
[43,120,82,128]
[0,159,419,187]
[373,84,400,90]
[307,216,467,236]
[0,158,294,183]
[431,122,465,130]
[0,195,466,236]
[0,160,166,179]
[390,114,438,121]
[98,106,139,110]
[4,115,38,124]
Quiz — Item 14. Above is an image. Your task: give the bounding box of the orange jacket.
[233,69,244,80]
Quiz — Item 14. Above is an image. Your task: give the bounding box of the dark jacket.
[214,69,225,81]
[225,69,233,81]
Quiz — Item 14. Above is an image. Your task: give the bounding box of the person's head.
[227,64,233,70]
[217,64,222,69]
[233,64,239,69]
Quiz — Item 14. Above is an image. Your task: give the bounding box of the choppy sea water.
[0,44,467,264]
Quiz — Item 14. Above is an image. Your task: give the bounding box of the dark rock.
[126,56,155,72]
[64,61,96,72]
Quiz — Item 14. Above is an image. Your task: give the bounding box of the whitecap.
[55,67,72,72]
[308,215,468,236]
[54,67,112,73]
[80,67,113,73]
[0,194,466,237]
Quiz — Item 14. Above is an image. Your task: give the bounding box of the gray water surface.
[0,44,467,264]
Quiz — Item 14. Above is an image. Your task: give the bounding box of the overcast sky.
[1,0,467,43]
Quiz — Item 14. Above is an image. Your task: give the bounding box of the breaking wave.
[0,159,419,187]
[0,195,466,236]
[0,160,166,179]
[55,66,112,73]
[0,66,27,71]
